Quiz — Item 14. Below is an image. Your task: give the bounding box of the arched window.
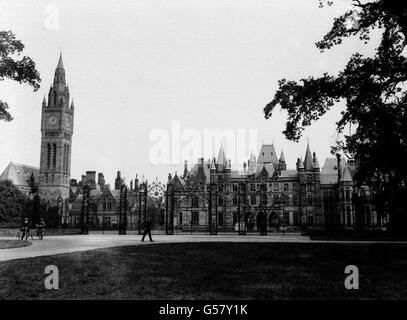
[53,143,57,168]
[47,143,51,168]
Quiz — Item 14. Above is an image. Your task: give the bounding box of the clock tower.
[38,54,74,203]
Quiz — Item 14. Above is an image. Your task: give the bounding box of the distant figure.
[37,218,46,240]
[141,218,153,242]
[20,218,29,241]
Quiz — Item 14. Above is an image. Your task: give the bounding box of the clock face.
[47,115,58,126]
[148,186,164,201]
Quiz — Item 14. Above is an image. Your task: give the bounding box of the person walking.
[20,218,29,241]
[37,218,46,240]
[141,218,153,242]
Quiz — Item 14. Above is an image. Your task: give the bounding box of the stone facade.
[167,143,383,232]
[67,172,164,230]
[38,54,74,204]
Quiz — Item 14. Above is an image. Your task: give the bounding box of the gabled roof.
[321,157,350,184]
[258,165,269,178]
[0,162,39,187]
[340,165,353,182]
[257,144,279,166]
[321,157,346,175]
[170,174,186,190]
[109,189,121,200]
[255,163,274,178]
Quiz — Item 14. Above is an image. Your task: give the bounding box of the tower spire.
[57,52,64,69]
[304,141,314,171]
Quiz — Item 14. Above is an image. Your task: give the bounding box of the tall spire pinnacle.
[304,141,314,171]
[49,53,68,107]
[57,52,64,69]
[217,144,227,166]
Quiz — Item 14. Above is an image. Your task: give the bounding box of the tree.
[0,179,27,228]
[263,1,407,232]
[0,30,41,122]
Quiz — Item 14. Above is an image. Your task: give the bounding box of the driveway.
[1,233,407,262]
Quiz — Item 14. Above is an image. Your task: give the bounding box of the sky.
[0,0,380,186]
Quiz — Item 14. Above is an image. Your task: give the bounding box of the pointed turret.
[279,150,286,171]
[217,144,227,168]
[304,142,314,171]
[42,95,47,107]
[70,99,74,109]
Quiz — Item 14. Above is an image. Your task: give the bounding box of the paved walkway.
[1,233,407,262]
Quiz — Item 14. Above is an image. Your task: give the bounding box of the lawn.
[1,242,407,299]
[0,240,31,249]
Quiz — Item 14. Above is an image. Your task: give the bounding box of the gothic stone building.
[38,54,74,205]
[67,171,164,230]
[167,143,382,232]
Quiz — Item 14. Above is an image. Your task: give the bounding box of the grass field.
[1,242,407,299]
[0,240,31,250]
